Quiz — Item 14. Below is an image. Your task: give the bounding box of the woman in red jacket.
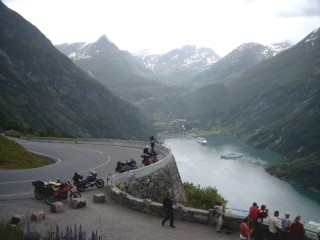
[289,215,305,240]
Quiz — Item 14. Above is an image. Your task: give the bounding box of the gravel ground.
[0,188,239,240]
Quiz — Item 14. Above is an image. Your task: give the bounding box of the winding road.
[0,138,143,200]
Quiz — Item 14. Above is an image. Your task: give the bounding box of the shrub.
[182,182,227,210]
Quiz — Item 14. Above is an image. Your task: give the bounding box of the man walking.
[162,191,176,228]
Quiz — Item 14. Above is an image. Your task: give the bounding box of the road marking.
[0,180,33,185]
[71,147,103,153]
[0,156,111,184]
[79,155,111,173]
[0,192,31,197]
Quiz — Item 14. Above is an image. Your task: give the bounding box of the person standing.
[248,202,260,235]
[282,212,292,240]
[240,217,251,240]
[255,205,269,240]
[269,210,280,240]
[289,215,305,240]
[214,200,224,233]
[149,135,155,152]
[162,191,175,228]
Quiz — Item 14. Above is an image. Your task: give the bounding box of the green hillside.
[0,2,151,140]
[170,28,320,190]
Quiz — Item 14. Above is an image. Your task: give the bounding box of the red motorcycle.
[141,151,158,166]
[45,181,81,205]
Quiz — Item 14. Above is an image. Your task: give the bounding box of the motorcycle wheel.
[77,185,86,192]
[46,195,57,205]
[70,192,81,200]
[35,192,44,200]
[95,179,105,188]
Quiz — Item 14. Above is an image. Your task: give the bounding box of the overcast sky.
[2,0,320,56]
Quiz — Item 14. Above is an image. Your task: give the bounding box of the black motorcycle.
[115,159,137,173]
[72,169,105,192]
[32,179,61,200]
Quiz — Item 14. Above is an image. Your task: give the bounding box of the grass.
[0,220,24,240]
[0,134,51,169]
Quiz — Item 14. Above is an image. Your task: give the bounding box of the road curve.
[0,137,143,200]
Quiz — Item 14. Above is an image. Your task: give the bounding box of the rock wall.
[109,143,186,202]
[117,155,186,201]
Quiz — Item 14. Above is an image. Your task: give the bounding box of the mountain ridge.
[0,1,151,139]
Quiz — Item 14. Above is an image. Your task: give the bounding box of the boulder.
[31,211,45,221]
[71,197,86,208]
[10,214,25,225]
[50,201,63,213]
[93,193,106,203]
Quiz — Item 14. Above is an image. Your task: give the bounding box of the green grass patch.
[0,135,51,169]
[0,220,24,240]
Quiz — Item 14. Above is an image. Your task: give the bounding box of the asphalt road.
[0,138,144,200]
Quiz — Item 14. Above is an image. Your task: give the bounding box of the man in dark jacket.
[162,191,175,228]
[149,135,155,152]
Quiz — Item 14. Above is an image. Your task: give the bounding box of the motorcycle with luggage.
[141,151,158,166]
[45,180,81,205]
[115,159,137,173]
[32,178,63,200]
[72,169,105,192]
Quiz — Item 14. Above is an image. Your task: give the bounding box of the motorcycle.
[32,179,62,200]
[141,151,158,166]
[45,181,81,205]
[72,169,105,192]
[115,159,137,173]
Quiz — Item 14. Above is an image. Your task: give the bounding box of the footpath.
[0,188,238,240]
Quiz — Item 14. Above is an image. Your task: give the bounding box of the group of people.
[240,202,306,240]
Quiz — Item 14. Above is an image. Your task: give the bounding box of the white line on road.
[78,155,111,174]
[0,179,34,185]
[0,192,31,197]
[71,147,103,153]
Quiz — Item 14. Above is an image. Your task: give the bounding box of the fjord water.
[164,136,320,222]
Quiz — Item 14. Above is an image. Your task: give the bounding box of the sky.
[2,0,320,57]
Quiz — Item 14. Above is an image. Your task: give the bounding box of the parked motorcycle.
[32,179,62,200]
[141,151,158,166]
[45,181,81,205]
[72,169,105,192]
[115,159,137,173]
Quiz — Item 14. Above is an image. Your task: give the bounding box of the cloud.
[275,0,320,17]
[2,0,320,57]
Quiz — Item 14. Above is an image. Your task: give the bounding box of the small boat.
[196,137,207,144]
[220,153,243,159]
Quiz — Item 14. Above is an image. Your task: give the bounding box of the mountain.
[135,45,221,87]
[191,42,292,88]
[171,28,320,190]
[0,1,151,139]
[56,36,181,104]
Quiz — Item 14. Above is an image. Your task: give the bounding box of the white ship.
[196,137,207,145]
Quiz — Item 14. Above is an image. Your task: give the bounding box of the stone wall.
[109,146,186,202]
[107,181,243,229]
[116,156,186,201]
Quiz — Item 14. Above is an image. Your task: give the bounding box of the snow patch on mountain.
[305,28,319,45]
[65,42,94,60]
[138,45,221,73]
